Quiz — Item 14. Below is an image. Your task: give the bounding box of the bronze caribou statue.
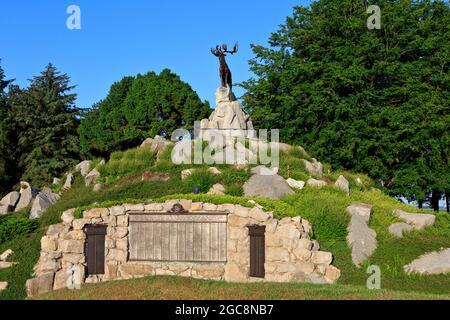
[211,43,238,98]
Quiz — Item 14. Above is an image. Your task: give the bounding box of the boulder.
[207,167,222,175]
[63,173,74,190]
[306,178,327,188]
[251,166,279,176]
[153,135,170,153]
[0,282,7,291]
[0,191,20,208]
[15,182,38,212]
[346,203,377,267]
[29,189,60,219]
[141,138,154,148]
[0,249,13,261]
[286,178,305,190]
[392,210,435,230]
[0,261,17,269]
[389,222,413,238]
[93,183,103,192]
[334,175,350,195]
[75,160,92,177]
[207,183,225,196]
[271,142,292,153]
[404,248,450,275]
[181,169,194,181]
[85,168,100,187]
[0,205,14,215]
[303,159,323,177]
[243,174,294,200]
[52,177,61,185]
[26,273,54,297]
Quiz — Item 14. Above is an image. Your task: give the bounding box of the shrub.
[0,213,38,244]
[182,170,219,194]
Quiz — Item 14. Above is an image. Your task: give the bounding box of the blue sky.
[0,0,311,109]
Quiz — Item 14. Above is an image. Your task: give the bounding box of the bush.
[0,214,38,244]
[182,170,219,194]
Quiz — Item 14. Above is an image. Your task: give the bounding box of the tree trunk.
[431,190,441,212]
[418,200,423,209]
[446,191,450,214]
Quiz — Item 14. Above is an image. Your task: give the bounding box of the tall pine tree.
[0,63,17,195]
[9,64,81,188]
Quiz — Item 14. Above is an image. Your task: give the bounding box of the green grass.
[1,143,449,300]
[34,276,449,300]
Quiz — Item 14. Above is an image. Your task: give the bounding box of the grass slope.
[1,145,449,300]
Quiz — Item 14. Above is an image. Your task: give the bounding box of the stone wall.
[26,200,340,297]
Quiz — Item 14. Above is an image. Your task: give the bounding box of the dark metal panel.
[84,225,106,276]
[248,225,266,278]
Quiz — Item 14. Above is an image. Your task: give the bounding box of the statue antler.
[211,43,238,56]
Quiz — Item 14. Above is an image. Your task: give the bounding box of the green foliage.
[182,170,219,194]
[0,63,18,195]
[0,213,38,244]
[98,147,156,178]
[242,0,450,204]
[6,63,81,188]
[78,69,211,157]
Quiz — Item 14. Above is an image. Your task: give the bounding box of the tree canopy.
[78,69,211,157]
[5,63,81,188]
[242,0,449,208]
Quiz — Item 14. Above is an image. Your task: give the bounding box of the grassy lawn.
[1,146,449,300]
[34,276,449,300]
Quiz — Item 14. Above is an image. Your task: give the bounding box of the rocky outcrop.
[346,203,377,268]
[200,87,254,134]
[29,188,60,220]
[140,135,172,156]
[0,191,20,208]
[388,222,413,238]
[334,176,349,195]
[0,249,13,261]
[307,179,327,188]
[85,169,100,187]
[244,173,294,200]
[0,261,17,270]
[208,167,222,175]
[75,160,92,177]
[392,210,435,230]
[303,159,323,178]
[404,248,450,275]
[286,178,305,190]
[207,184,225,195]
[15,182,38,212]
[251,166,279,176]
[63,173,74,190]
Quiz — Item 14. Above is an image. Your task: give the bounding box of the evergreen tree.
[242,0,449,208]
[79,69,211,157]
[9,64,81,188]
[0,63,16,195]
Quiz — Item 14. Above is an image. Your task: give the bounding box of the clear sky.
[1,0,311,109]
